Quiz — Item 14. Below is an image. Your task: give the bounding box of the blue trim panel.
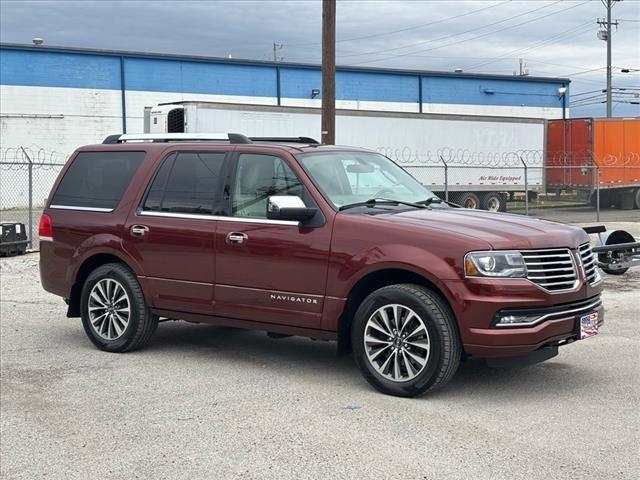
[0,49,121,89]
[280,68,418,102]
[0,48,565,108]
[421,77,563,108]
[123,58,277,97]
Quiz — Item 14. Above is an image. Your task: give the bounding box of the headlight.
[464,251,527,278]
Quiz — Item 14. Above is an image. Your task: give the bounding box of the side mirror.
[347,163,375,174]
[267,196,317,222]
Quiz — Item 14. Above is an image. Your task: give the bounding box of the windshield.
[297,151,436,209]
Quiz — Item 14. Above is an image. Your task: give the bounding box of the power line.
[464,21,593,70]
[336,0,565,61]
[348,1,591,67]
[288,0,511,47]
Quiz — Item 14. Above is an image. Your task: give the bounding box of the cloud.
[1,0,638,116]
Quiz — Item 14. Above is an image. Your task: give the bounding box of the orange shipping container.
[592,118,640,188]
[546,117,640,191]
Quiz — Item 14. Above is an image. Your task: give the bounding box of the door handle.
[131,225,149,237]
[226,232,248,245]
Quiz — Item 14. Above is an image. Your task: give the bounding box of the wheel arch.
[336,267,458,354]
[67,252,139,318]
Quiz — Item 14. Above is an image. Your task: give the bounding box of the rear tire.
[81,263,158,352]
[481,192,504,212]
[352,284,461,397]
[459,192,480,209]
[634,188,640,210]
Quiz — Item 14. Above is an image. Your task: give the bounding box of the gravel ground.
[1,223,638,480]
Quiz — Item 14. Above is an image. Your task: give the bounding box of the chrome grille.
[579,242,600,285]
[521,248,577,292]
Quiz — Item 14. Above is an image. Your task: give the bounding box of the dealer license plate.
[579,312,599,339]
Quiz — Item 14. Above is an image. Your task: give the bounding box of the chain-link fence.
[1,145,638,252]
[1,146,67,248]
[380,145,639,224]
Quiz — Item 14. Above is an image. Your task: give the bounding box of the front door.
[214,152,332,328]
[124,149,228,315]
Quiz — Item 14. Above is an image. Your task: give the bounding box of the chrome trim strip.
[39,236,53,242]
[218,216,300,226]
[138,210,299,226]
[495,298,603,328]
[138,210,217,221]
[50,205,114,212]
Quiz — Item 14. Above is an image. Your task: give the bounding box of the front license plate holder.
[578,312,598,339]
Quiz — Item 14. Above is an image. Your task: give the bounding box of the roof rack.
[102,133,252,144]
[249,136,319,144]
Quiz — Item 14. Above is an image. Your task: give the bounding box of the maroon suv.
[39,133,604,397]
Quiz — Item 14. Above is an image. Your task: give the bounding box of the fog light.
[494,314,540,327]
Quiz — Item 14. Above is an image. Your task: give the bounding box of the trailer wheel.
[459,192,480,209]
[598,230,635,275]
[481,192,504,212]
[634,188,640,210]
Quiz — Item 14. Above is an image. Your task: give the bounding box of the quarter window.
[232,154,302,218]
[51,151,145,210]
[143,152,226,215]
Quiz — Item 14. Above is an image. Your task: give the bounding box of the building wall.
[0,45,568,158]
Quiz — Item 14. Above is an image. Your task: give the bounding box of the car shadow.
[72,321,593,399]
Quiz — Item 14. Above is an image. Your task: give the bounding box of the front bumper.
[442,277,604,358]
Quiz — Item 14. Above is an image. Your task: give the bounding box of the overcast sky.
[1,0,638,116]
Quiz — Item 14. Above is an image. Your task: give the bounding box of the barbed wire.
[547,149,640,167]
[375,146,545,167]
[0,146,68,171]
[375,145,639,168]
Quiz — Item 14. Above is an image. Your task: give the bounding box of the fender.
[333,243,462,300]
[67,233,144,286]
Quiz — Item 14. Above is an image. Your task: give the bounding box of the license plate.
[579,312,599,339]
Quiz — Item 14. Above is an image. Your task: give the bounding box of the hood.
[378,207,589,250]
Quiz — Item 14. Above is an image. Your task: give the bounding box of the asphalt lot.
[1,222,638,480]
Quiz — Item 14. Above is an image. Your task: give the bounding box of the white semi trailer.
[144,101,546,211]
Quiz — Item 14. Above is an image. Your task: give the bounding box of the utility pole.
[272,43,283,62]
[597,0,620,118]
[321,0,336,145]
[518,58,529,76]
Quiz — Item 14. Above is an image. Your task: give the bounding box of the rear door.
[123,148,230,315]
[214,151,332,328]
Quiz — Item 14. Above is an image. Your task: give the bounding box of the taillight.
[38,214,53,240]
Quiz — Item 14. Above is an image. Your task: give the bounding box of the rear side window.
[143,152,226,215]
[51,151,145,210]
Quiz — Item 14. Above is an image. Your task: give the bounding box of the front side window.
[232,154,302,218]
[51,151,145,210]
[143,152,225,215]
[298,151,435,209]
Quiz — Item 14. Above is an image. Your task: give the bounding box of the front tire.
[81,263,158,352]
[352,284,461,397]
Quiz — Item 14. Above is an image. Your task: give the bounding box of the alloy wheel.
[88,278,131,341]
[363,304,431,382]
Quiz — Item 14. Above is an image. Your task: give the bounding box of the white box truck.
[144,101,546,211]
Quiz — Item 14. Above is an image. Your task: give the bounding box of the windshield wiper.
[416,196,443,206]
[339,198,427,211]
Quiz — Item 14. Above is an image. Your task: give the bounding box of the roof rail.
[102,133,252,144]
[248,136,319,144]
